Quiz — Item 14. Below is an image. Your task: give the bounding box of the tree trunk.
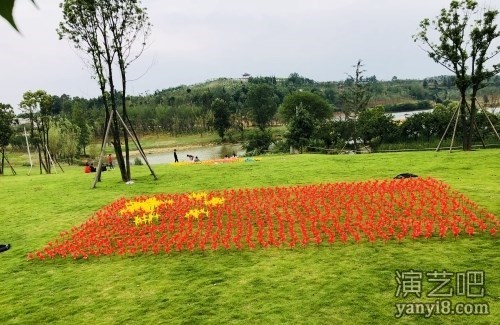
[468,91,479,151]
[112,111,128,182]
[120,72,131,181]
[459,92,471,151]
[45,120,50,172]
[37,144,45,174]
[1,146,4,174]
[123,128,131,180]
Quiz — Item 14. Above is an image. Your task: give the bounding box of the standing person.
[107,154,114,169]
[173,149,179,163]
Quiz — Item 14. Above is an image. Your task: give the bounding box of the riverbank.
[132,143,245,165]
[131,132,222,153]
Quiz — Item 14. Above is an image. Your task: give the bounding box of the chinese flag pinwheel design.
[28,178,498,260]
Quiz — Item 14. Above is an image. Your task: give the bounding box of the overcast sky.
[1,0,498,109]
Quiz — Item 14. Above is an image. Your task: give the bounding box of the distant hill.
[146,73,500,110]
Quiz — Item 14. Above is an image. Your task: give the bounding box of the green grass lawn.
[0,150,498,324]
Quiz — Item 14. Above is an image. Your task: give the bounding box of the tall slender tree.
[58,0,153,182]
[19,90,54,174]
[339,60,372,151]
[107,1,151,180]
[0,103,15,174]
[212,98,231,140]
[414,0,500,150]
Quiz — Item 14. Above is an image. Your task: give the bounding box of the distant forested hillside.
[8,73,499,155]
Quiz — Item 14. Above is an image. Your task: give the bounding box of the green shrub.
[134,157,143,165]
[243,129,273,155]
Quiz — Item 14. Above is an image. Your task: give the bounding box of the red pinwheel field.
[28,177,498,260]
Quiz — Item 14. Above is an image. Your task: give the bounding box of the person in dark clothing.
[174,149,179,163]
[107,154,114,169]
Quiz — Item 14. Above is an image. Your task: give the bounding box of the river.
[333,107,499,121]
[132,144,245,165]
[390,106,499,120]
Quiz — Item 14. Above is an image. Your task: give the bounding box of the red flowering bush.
[28,178,498,260]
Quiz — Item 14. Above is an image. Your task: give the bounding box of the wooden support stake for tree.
[436,104,460,152]
[45,144,57,174]
[92,110,114,189]
[23,126,33,176]
[116,111,157,180]
[449,103,461,153]
[5,156,16,175]
[0,147,16,175]
[476,99,500,141]
[463,101,486,149]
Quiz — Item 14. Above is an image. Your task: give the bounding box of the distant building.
[241,73,251,82]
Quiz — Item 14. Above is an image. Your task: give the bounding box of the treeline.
[3,73,500,160]
[297,103,499,154]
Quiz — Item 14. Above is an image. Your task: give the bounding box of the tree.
[279,91,332,123]
[243,129,273,154]
[0,103,15,174]
[286,103,315,153]
[196,90,215,135]
[51,94,72,116]
[340,60,372,119]
[246,84,278,131]
[357,106,398,150]
[414,0,500,150]
[285,72,314,87]
[49,118,80,164]
[19,90,54,174]
[339,60,372,150]
[211,98,231,140]
[58,0,153,183]
[71,104,92,155]
[230,86,249,135]
[108,1,151,179]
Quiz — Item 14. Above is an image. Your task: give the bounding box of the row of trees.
[9,72,499,140]
[3,86,497,171]
[280,102,499,155]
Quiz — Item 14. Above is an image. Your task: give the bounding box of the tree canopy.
[246,84,278,131]
[279,91,332,123]
[212,98,231,140]
[285,103,316,153]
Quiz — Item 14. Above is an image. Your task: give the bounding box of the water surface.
[133,144,245,165]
